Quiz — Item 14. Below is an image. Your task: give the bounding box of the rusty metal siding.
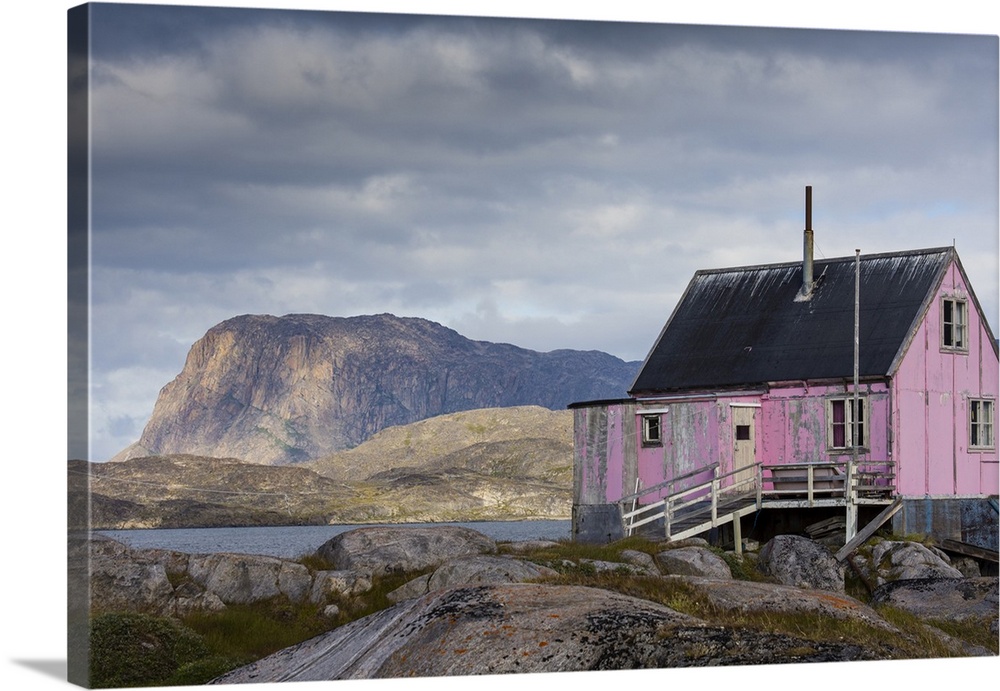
[892,497,999,551]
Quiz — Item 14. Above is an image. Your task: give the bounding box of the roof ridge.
[693,246,953,276]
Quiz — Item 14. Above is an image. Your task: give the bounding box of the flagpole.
[848,248,860,541]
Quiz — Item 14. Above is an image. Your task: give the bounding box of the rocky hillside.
[77,406,573,529]
[84,526,997,687]
[306,405,572,483]
[115,313,638,465]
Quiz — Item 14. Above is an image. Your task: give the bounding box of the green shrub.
[89,612,210,688]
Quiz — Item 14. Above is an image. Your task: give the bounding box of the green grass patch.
[533,570,717,618]
[89,611,221,688]
[876,607,999,657]
[297,552,334,573]
[181,596,330,661]
[719,551,769,582]
[320,568,434,627]
[500,535,662,563]
[924,616,999,654]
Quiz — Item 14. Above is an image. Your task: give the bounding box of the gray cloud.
[80,4,998,461]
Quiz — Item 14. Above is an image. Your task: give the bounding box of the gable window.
[970,399,994,449]
[827,396,867,450]
[942,298,968,351]
[641,414,662,447]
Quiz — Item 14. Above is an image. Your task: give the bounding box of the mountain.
[116,313,638,465]
[79,406,573,528]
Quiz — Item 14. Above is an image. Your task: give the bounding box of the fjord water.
[98,520,572,559]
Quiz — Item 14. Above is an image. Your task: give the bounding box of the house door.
[732,406,757,487]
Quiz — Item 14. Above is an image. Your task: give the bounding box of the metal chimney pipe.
[803,186,814,293]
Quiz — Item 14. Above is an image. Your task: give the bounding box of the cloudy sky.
[72,1,999,461]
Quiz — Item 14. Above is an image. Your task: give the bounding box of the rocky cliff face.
[118,313,639,465]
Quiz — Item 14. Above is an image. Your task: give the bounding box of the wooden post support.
[836,496,902,562]
[844,461,858,543]
[733,512,742,555]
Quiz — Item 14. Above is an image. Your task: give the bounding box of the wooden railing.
[761,460,895,505]
[617,459,896,541]
[618,462,762,539]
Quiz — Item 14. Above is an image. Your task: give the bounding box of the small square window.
[641,414,662,447]
[970,399,995,449]
[735,424,751,441]
[942,298,968,351]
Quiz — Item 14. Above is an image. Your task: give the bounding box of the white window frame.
[641,414,662,447]
[970,399,995,450]
[826,395,868,450]
[942,297,968,351]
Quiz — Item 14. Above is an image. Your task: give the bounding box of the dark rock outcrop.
[757,534,845,592]
[116,313,640,464]
[208,582,904,684]
[683,577,897,630]
[388,555,559,602]
[864,540,964,584]
[656,546,732,579]
[870,576,999,623]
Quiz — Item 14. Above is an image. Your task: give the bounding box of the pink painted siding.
[760,383,890,466]
[635,399,720,497]
[576,385,896,507]
[892,259,999,496]
[573,402,634,505]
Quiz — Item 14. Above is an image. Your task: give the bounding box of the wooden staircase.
[618,459,898,544]
[618,463,762,542]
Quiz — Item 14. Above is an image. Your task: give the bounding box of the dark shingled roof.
[630,247,957,394]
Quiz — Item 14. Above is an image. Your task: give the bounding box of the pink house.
[571,202,998,549]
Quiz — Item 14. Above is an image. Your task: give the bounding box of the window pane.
[832,400,845,447]
[985,401,994,446]
[943,299,968,349]
[643,415,661,445]
[970,400,996,448]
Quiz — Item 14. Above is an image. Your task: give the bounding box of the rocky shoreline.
[85,525,998,684]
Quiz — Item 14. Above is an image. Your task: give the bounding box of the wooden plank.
[940,539,999,563]
[835,496,902,562]
[806,516,846,532]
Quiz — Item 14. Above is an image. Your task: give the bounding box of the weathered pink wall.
[573,402,634,505]
[893,260,999,496]
[635,400,720,497]
[760,383,890,466]
[576,385,895,506]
